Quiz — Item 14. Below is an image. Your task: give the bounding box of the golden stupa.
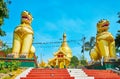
[39,60,47,68]
[48,33,72,68]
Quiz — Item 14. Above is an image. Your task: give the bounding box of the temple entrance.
[60,61,64,68]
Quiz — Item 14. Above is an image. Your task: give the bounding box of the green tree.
[0,0,9,26]
[0,0,11,36]
[79,36,90,67]
[0,60,5,70]
[115,30,120,48]
[0,27,6,36]
[115,12,120,56]
[84,36,95,55]
[117,12,120,23]
[115,30,120,56]
[0,42,12,56]
[70,56,79,68]
[79,55,87,66]
[1,42,8,50]
[11,61,21,71]
[6,61,20,71]
[3,47,12,55]
[81,37,86,59]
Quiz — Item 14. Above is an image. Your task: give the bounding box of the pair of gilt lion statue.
[11,11,116,61]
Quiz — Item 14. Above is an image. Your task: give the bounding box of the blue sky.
[1,0,120,63]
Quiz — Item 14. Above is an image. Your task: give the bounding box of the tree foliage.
[0,0,9,26]
[2,47,12,55]
[115,30,120,50]
[0,60,5,70]
[79,55,87,66]
[115,31,120,57]
[0,27,6,36]
[0,41,12,56]
[70,56,79,68]
[117,12,120,23]
[84,36,95,55]
[0,60,20,73]
[115,12,120,54]
[0,0,10,36]
[81,37,86,54]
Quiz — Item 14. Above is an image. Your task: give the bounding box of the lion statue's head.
[97,19,109,33]
[21,11,33,25]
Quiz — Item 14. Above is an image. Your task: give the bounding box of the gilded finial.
[63,33,66,42]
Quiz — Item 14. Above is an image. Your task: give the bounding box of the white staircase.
[67,69,94,79]
[15,67,33,79]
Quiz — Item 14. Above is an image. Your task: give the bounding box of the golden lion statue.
[90,19,116,62]
[12,11,35,58]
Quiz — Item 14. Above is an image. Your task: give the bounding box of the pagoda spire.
[61,33,67,47]
[59,33,72,58]
[63,33,66,42]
